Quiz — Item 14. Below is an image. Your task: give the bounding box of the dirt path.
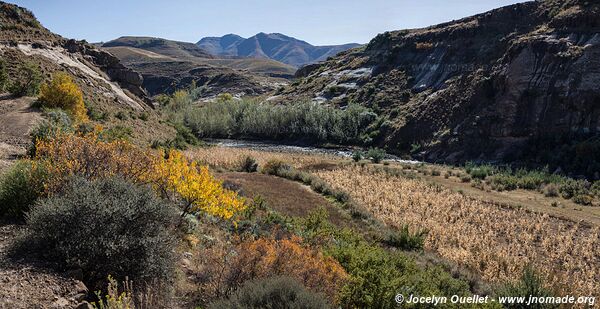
[0,94,42,173]
[0,222,89,309]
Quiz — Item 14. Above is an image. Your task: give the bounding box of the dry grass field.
[185,146,340,171]
[315,165,600,297]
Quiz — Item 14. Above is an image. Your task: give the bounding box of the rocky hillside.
[197,33,361,67]
[0,3,152,110]
[0,2,175,144]
[281,0,600,177]
[101,36,293,96]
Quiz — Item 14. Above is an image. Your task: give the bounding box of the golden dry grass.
[185,146,338,170]
[315,165,600,296]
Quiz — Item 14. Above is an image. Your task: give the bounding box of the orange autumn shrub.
[34,132,153,193]
[38,72,88,123]
[33,133,245,220]
[223,236,348,303]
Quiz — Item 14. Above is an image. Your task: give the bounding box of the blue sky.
[7,0,526,45]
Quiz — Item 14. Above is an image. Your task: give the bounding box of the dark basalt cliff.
[283,0,600,177]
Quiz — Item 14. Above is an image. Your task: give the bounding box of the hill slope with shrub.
[0,2,175,146]
[281,0,600,178]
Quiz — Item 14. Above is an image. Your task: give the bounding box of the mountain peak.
[196,33,360,67]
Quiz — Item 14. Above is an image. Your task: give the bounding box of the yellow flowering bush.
[34,133,245,220]
[38,72,88,123]
[151,150,246,220]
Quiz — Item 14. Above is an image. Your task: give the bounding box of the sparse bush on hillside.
[38,72,88,122]
[0,58,8,92]
[86,105,109,121]
[208,276,330,309]
[8,61,42,97]
[0,160,47,219]
[151,123,200,150]
[99,125,133,142]
[19,177,178,287]
[28,109,73,155]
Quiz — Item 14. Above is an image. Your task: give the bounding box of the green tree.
[9,61,42,97]
[0,59,9,92]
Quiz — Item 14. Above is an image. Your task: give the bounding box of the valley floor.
[188,145,600,298]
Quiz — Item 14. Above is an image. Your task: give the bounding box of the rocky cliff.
[282,0,600,177]
[0,2,152,109]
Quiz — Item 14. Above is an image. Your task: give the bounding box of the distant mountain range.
[197,33,361,67]
[100,36,294,96]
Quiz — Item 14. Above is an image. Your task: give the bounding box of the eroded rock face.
[64,39,151,105]
[283,0,600,175]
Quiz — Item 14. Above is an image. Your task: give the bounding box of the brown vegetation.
[315,165,600,296]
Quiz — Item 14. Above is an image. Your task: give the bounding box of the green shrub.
[115,111,128,120]
[572,194,593,206]
[383,225,428,251]
[0,58,8,92]
[262,159,291,175]
[431,169,441,176]
[559,179,588,199]
[87,105,109,121]
[465,163,496,180]
[496,266,558,309]
[8,61,42,97]
[0,161,47,219]
[99,125,133,142]
[239,156,258,173]
[367,147,385,163]
[139,112,149,121]
[592,181,600,197]
[489,174,518,191]
[208,276,330,309]
[151,123,200,150]
[351,151,363,162]
[328,241,471,309]
[460,174,472,183]
[29,109,73,155]
[19,177,177,287]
